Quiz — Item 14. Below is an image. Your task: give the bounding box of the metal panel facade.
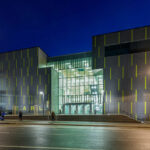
[0,47,51,115]
[93,26,150,120]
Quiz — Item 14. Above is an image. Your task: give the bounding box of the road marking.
[0,145,99,150]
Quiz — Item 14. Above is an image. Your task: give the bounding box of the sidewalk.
[0,119,150,128]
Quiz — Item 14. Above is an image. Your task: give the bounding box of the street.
[0,124,149,150]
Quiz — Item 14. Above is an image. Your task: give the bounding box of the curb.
[0,121,149,128]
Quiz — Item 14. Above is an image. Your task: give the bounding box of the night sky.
[0,0,150,57]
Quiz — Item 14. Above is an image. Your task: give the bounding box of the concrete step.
[4,115,49,120]
[56,115,138,123]
[4,115,138,123]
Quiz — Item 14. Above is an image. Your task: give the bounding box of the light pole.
[40,91,44,116]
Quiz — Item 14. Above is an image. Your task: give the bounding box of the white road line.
[0,145,100,150]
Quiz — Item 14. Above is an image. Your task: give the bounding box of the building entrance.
[48,54,104,115]
[63,103,92,115]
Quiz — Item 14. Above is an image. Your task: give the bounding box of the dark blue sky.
[0,0,150,57]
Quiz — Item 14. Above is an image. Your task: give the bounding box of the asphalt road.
[0,124,149,150]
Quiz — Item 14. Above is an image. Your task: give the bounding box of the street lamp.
[40,91,44,116]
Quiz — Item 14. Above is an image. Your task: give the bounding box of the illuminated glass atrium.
[46,52,104,114]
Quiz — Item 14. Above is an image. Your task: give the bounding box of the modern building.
[93,25,150,120]
[0,47,103,116]
[0,25,150,120]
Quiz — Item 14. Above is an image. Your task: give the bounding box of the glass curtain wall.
[47,57,104,114]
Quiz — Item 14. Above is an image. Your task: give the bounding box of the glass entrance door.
[64,105,69,114]
[71,105,76,114]
[78,105,83,114]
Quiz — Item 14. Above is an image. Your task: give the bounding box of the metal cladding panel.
[146,26,150,39]
[93,26,150,69]
[120,30,131,43]
[0,47,51,115]
[92,35,105,69]
[94,35,105,45]
[133,27,145,41]
[105,32,118,46]
[104,50,150,120]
